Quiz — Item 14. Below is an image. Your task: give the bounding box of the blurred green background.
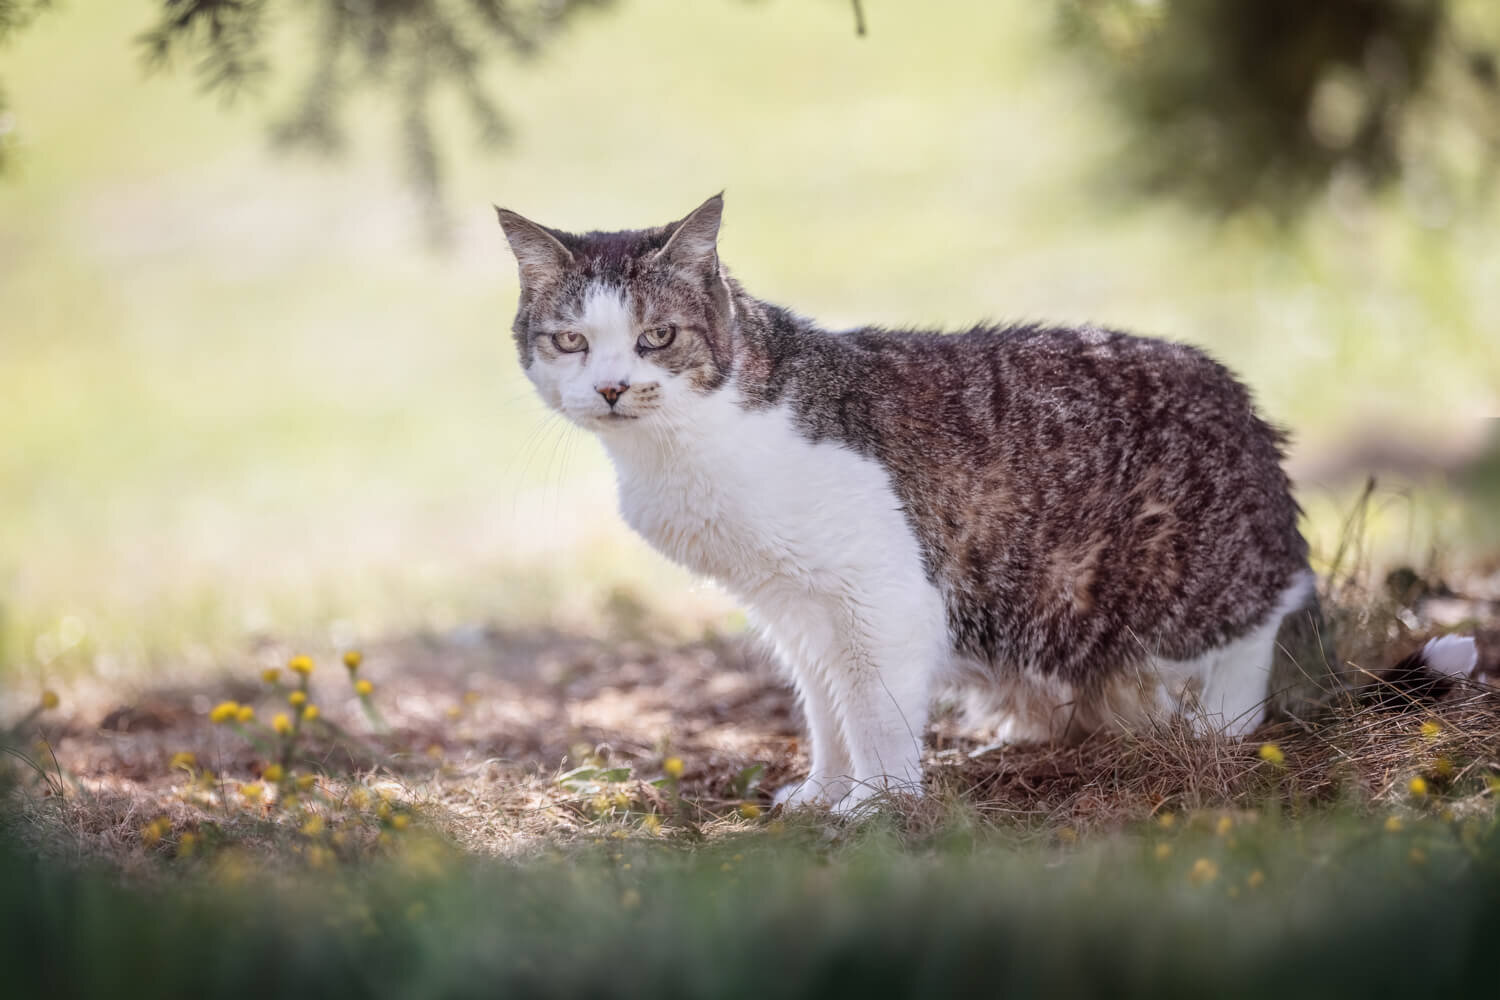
[3,0,1497,685]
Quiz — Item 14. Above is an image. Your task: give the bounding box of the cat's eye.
[637,325,677,351]
[552,331,588,354]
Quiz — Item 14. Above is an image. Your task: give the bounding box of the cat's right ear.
[495,207,575,289]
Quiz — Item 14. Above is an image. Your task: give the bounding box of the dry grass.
[4,565,1497,876]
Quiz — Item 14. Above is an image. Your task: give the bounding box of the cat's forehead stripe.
[573,282,633,336]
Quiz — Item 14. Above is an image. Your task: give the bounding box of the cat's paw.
[772,775,853,810]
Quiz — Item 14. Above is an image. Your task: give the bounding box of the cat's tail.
[1267,593,1482,723]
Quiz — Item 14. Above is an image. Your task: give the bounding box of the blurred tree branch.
[1057,0,1500,218]
[0,0,51,172]
[134,0,611,246]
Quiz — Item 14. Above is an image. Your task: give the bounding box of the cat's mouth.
[595,411,640,422]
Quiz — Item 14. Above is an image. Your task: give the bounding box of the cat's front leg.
[758,608,856,808]
[772,660,855,809]
[826,613,936,816]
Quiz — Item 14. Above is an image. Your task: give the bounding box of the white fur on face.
[525,282,674,427]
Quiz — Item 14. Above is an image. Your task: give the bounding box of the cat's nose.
[595,381,630,407]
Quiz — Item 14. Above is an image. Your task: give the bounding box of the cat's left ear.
[654,193,723,277]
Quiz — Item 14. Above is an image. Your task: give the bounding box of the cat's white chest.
[599,394,927,600]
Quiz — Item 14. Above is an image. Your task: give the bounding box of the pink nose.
[596,382,628,406]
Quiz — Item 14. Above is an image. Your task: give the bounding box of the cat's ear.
[654,193,723,276]
[495,207,575,289]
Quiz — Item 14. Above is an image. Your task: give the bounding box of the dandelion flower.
[1154,842,1173,861]
[349,788,372,810]
[1385,815,1405,833]
[209,701,241,724]
[1257,743,1285,767]
[302,704,320,722]
[272,713,292,735]
[1056,826,1078,844]
[1420,720,1442,741]
[343,650,362,672]
[611,791,630,810]
[354,679,373,697]
[306,845,332,869]
[262,764,285,783]
[1215,815,1233,837]
[391,813,410,830]
[262,668,281,685]
[289,655,314,675]
[295,773,316,792]
[40,690,60,711]
[1433,757,1454,780]
[142,817,171,847]
[1157,812,1176,830]
[169,751,197,771]
[235,705,256,724]
[301,815,325,837]
[240,782,265,803]
[641,814,663,835]
[1247,869,1265,890]
[1189,858,1219,885]
[288,691,307,708]
[1409,776,1429,799]
[663,757,685,779]
[740,803,762,820]
[178,832,198,857]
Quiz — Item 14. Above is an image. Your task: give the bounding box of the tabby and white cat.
[496,194,1475,812]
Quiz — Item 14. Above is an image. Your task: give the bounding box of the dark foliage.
[134,0,611,244]
[1058,0,1500,216]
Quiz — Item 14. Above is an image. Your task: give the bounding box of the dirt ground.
[9,579,1500,867]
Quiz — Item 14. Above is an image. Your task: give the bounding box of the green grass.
[4,807,1498,998]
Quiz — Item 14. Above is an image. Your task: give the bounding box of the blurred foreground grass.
[3,0,1498,685]
[4,806,1497,998]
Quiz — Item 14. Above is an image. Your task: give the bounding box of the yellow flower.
[1156,812,1176,830]
[169,751,197,771]
[1384,815,1405,833]
[740,803,762,820]
[445,706,462,720]
[240,782,265,803]
[1420,720,1442,741]
[1215,815,1234,837]
[720,862,733,873]
[306,845,332,869]
[354,679,373,697]
[262,764,285,783]
[343,650,363,672]
[611,791,631,810]
[391,813,410,830]
[1056,826,1078,844]
[272,713,292,735]
[289,655,314,675]
[376,800,392,820]
[209,701,241,724]
[1247,869,1265,890]
[236,705,255,724]
[301,815,325,837]
[1189,858,1219,885]
[1409,776,1429,799]
[663,757,685,779]
[1433,757,1454,780]
[280,794,300,811]
[289,690,307,708]
[261,667,281,685]
[1409,847,1427,865]
[40,690,60,711]
[302,704,320,722]
[142,816,171,847]
[1154,842,1173,861]
[177,832,198,857]
[295,773,316,792]
[1257,743,1285,767]
[641,814,663,835]
[349,788,372,810]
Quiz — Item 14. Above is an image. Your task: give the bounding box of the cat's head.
[495,195,735,430]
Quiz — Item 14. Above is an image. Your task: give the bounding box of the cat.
[495,193,1478,813]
